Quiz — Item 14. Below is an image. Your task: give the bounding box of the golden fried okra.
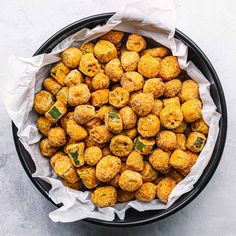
[149,149,171,173]
[169,149,191,169]
[64,179,83,190]
[66,142,85,167]
[48,127,67,147]
[178,79,199,103]
[156,177,176,203]
[119,106,137,130]
[92,72,110,90]
[37,117,53,136]
[63,138,76,154]
[191,118,209,135]
[164,79,182,98]
[77,166,100,189]
[96,155,121,182]
[50,151,65,168]
[84,76,93,92]
[74,105,95,125]
[121,51,140,71]
[56,87,69,105]
[138,55,160,78]
[91,186,117,207]
[178,151,198,176]
[45,100,67,123]
[66,118,88,141]
[84,135,100,148]
[166,169,184,183]
[120,71,144,92]
[181,99,202,122]
[33,90,55,114]
[43,77,62,95]
[186,131,206,153]
[90,125,113,144]
[126,33,146,52]
[100,30,124,46]
[50,62,70,86]
[119,170,143,191]
[135,136,155,155]
[143,78,165,98]
[109,87,130,108]
[39,138,58,157]
[135,182,157,202]
[95,105,116,121]
[79,53,101,77]
[126,150,144,172]
[117,189,135,203]
[159,56,181,81]
[68,84,91,106]
[141,161,158,182]
[110,135,134,157]
[151,99,163,117]
[130,93,154,116]
[105,111,123,134]
[160,105,183,129]
[84,146,102,166]
[80,42,94,55]
[94,40,117,63]
[163,97,180,107]
[156,131,177,151]
[61,47,82,68]
[172,120,187,133]
[102,145,112,156]
[105,58,124,82]
[85,117,103,131]
[176,133,187,150]
[137,114,160,138]
[142,47,169,58]
[91,89,109,107]
[60,112,74,130]
[64,69,84,86]
[121,127,138,139]
[108,174,120,188]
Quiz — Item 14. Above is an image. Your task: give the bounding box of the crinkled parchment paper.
[3,0,221,222]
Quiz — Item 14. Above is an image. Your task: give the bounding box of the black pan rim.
[12,12,227,227]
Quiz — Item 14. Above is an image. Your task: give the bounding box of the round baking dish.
[12,12,227,226]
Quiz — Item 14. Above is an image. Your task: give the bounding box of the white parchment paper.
[3,0,221,222]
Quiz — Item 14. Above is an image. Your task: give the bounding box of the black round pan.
[12,12,227,227]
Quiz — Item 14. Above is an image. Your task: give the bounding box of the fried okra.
[121,51,140,71]
[126,150,144,172]
[135,136,155,155]
[109,87,130,108]
[119,170,143,191]
[176,133,187,150]
[37,117,53,136]
[137,114,160,138]
[156,131,177,151]
[181,99,202,122]
[68,84,91,106]
[159,56,181,81]
[50,62,70,86]
[74,105,95,125]
[33,90,55,114]
[91,89,109,107]
[164,79,182,98]
[66,142,85,167]
[126,33,146,52]
[138,55,160,78]
[80,42,94,55]
[121,127,138,139]
[143,78,165,98]
[105,58,124,82]
[96,155,121,182]
[110,135,134,157]
[142,47,169,58]
[166,168,184,183]
[163,96,180,107]
[79,53,100,77]
[135,182,157,202]
[60,112,74,130]
[169,149,191,169]
[43,77,61,95]
[92,72,110,90]
[90,125,113,144]
[160,105,183,129]
[64,179,83,190]
[101,145,112,156]
[61,47,82,68]
[172,120,187,133]
[64,69,84,86]
[105,111,123,134]
[100,30,124,46]
[149,149,171,173]
[56,87,69,105]
[95,105,116,121]
[117,189,135,203]
[66,118,88,141]
[130,93,154,116]
[39,138,58,157]
[119,106,137,130]
[121,71,144,92]
[191,118,209,135]
[91,186,117,207]
[141,161,158,182]
[77,166,100,189]
[186,131,206,153]
[178,151,198,176]
[156,177,176,203]
[45,101,67,123]
[151,99,163,117]
[48,127,67,147]
[178,79,199,103]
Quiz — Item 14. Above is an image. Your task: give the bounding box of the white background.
[0,0,236,235]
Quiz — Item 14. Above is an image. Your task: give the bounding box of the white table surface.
[0,0,236,235]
